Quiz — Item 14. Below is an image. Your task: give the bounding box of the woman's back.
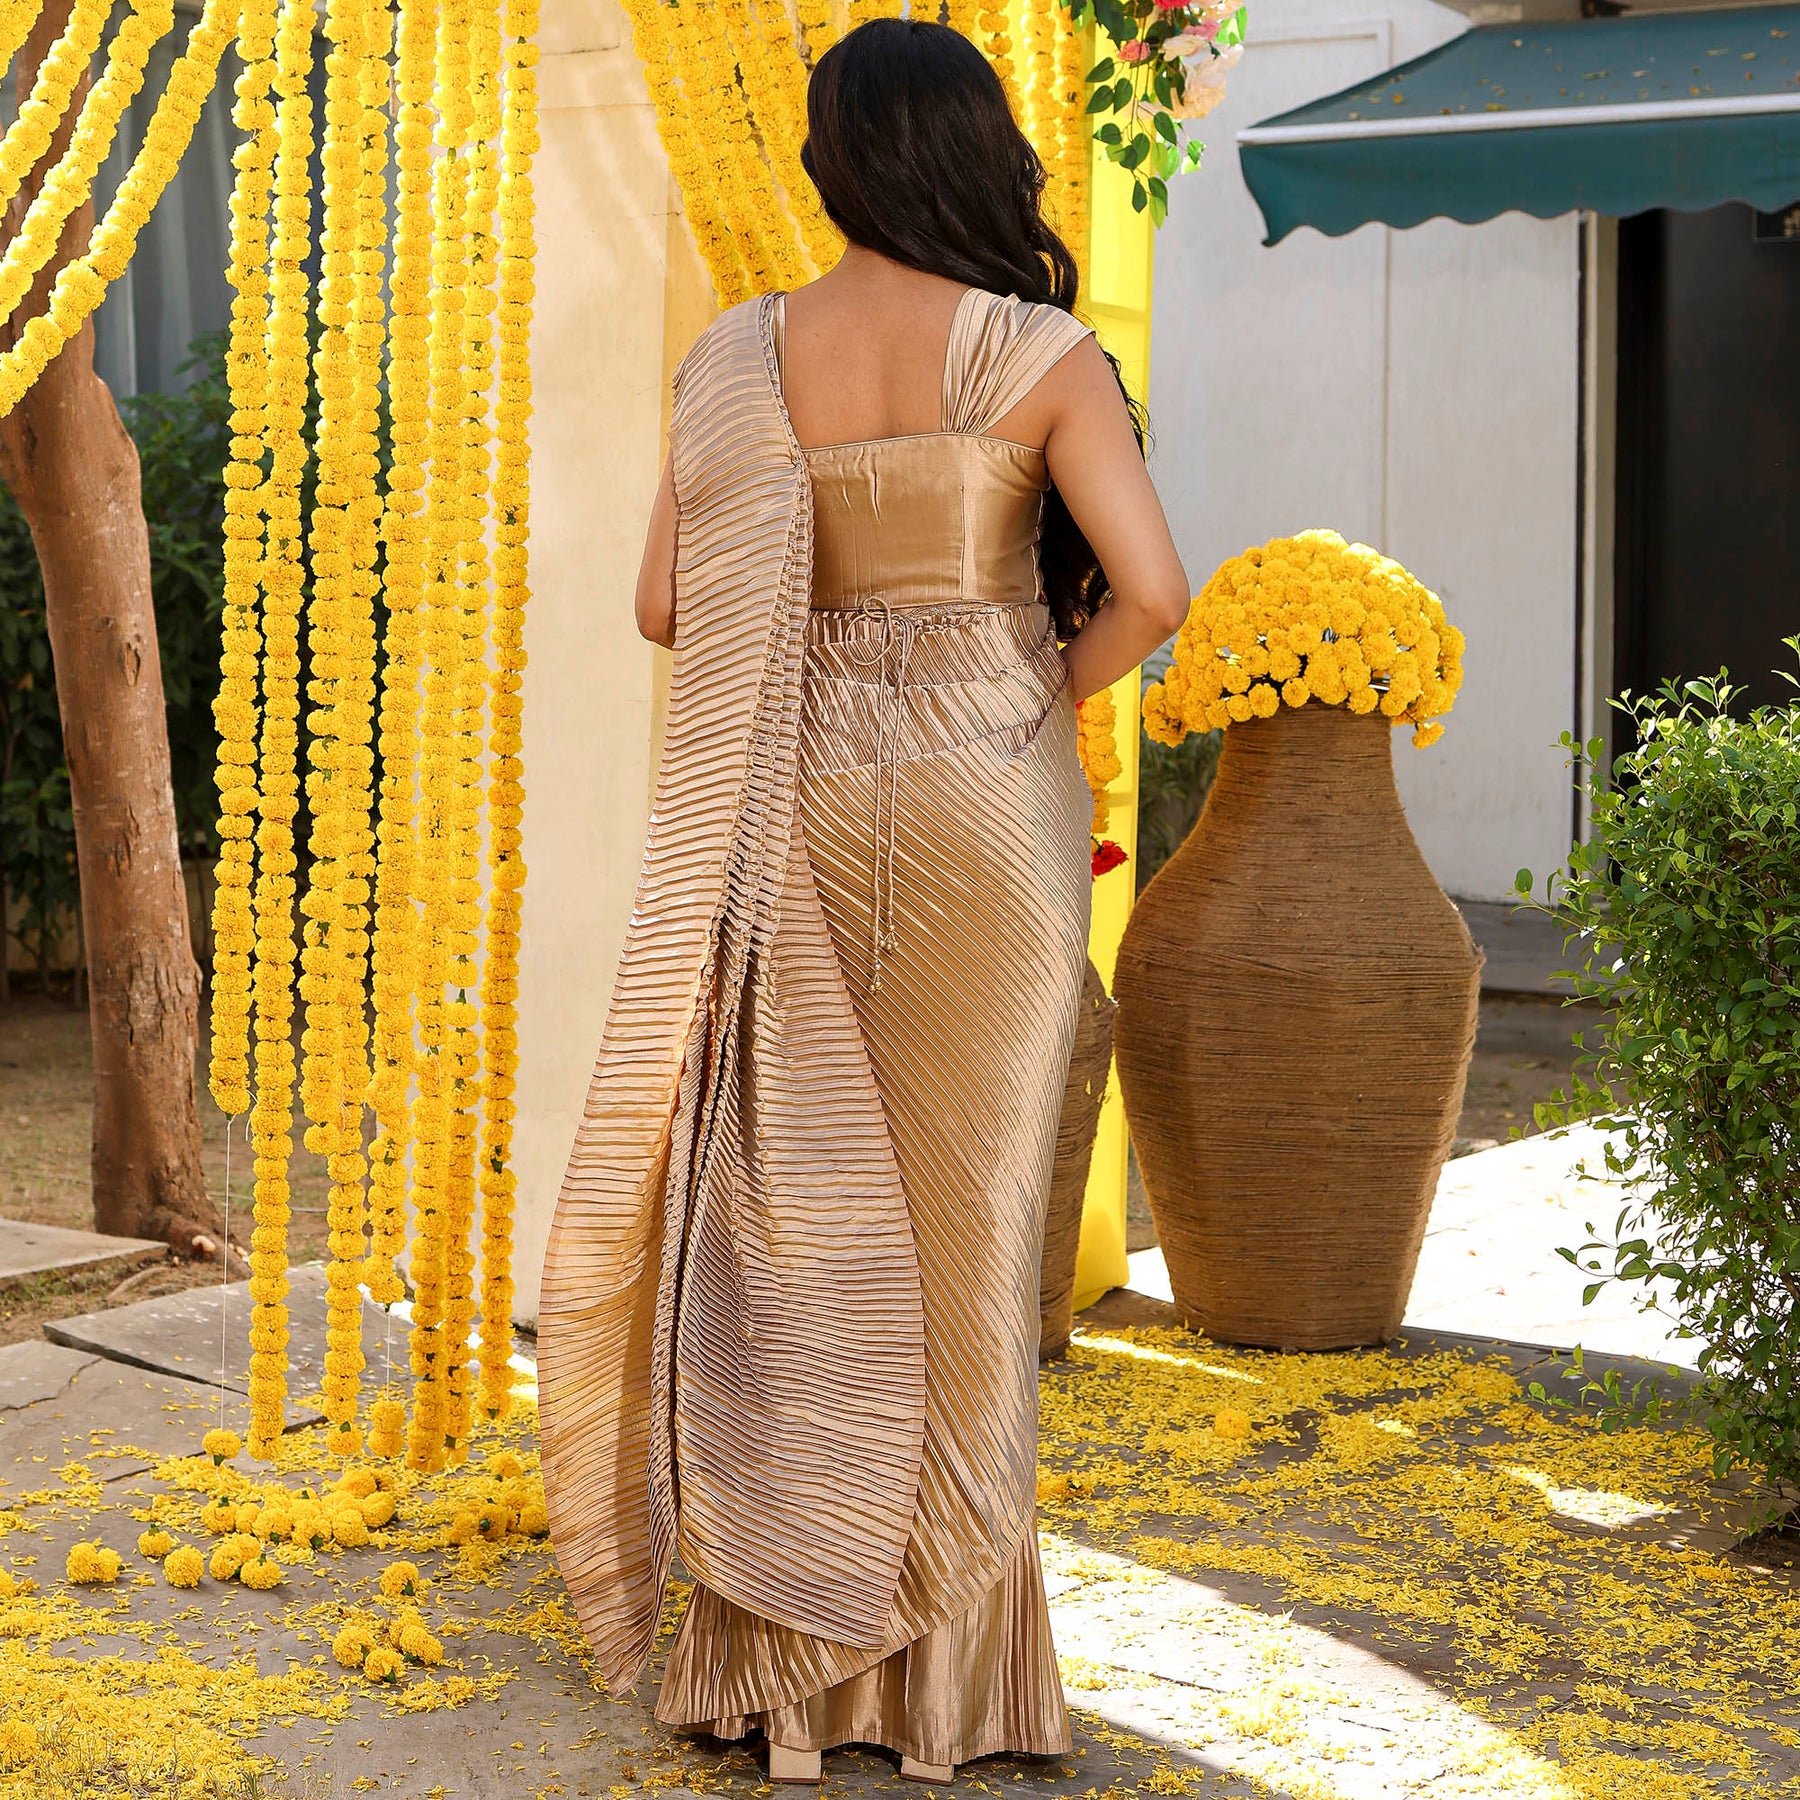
[780,283,1093,609]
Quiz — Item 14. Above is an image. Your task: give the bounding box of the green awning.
[1238,5,1800,245]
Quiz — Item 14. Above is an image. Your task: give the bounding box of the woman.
[537,17,1190,1787]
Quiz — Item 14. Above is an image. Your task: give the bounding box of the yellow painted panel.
[1072,90,1156,1314]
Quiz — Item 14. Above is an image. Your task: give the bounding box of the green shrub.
[1518,654,1800,1483]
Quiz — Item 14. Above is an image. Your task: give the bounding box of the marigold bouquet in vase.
[1115,531,1482,1350]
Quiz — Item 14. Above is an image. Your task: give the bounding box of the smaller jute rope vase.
[1114,703,1482,1349]
[1039,959,1117,1360]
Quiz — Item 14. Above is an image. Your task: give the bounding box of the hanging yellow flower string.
[0,0,233,414]
[437,0,504,1460]
[363,0,437,1324]
[612,0,745,302]
[335,0,391,1381]
[0,0,173,326]
[301,0,387,1460]
[209,0,280,1123]
[404,0,475,1473]
[1077,686,1120,839]
[0,0,113,220]
[244,0,316,1461]
[0,0,50,83]
[474,0,537,1422]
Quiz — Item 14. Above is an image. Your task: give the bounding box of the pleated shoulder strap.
[941,289,1095,436]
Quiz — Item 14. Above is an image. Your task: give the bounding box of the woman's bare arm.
[635,454,678,648]
[1034,337,1191,702]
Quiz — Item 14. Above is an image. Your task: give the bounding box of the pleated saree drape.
[538,288,1094,1763]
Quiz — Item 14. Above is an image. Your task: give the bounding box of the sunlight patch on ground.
[1038,1324,1800,1798]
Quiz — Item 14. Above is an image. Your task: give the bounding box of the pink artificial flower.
[1118,36,1151,60]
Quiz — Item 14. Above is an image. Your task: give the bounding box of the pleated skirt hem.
[654,1533,1073,1769]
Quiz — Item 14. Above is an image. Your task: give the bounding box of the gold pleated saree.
[538,287,1094,1767]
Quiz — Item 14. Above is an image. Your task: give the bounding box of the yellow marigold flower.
[445,1509,479,1546]
[360,1490,398,1528]
[65,1542,123,1584]
[0,1718,35,1767]
[137,1526,176,1559]
[332,1511,371,1549]
[333,1621,375,1668]
[363,1644,404,1684]
[239,1554,283,1591]
[209,1540,246,1581]
[397,1621,443,1665]
[199,1498,237,1535]
[203,1427,242,1464]
[1148,531,1459,748]
[1248,683,1280,720]
[368,1398,405,1460]
[164,1546,204,1588]
[485,1449,525,1480]
[380,1560,424,1597]
[254,1505,293,1542]
[0,1571,20,1600]
[1213,1406,1253,1442]
[518,1500,550,1537]
[336,1467,379,1500]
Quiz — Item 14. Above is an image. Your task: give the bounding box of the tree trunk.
[0,1,220,1254]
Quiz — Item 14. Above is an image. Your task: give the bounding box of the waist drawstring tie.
[843,593,915,995]
[836,595,1008,995]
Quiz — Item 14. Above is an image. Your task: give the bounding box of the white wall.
[510,0,674,1322]
[1148,0,1582,902]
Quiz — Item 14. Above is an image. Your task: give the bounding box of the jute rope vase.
[1039,959,1116,1360]
[1113,703,1481,1349]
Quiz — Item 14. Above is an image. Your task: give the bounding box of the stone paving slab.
[44,1261,407,1408]
[0,1214,165,1289]
[0,1337,99,1412]
[0,1343,253,1494]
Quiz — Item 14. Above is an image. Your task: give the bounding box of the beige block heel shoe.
[767,1743,823,1785]
[899,1757,955,1785]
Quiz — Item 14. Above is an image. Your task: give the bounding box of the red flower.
[1091,839,1128,879]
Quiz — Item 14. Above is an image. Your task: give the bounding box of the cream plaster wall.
[1148,0,1583,903]
[510,0,677,1323]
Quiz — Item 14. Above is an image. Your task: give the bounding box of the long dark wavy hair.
[800,17,1144,640]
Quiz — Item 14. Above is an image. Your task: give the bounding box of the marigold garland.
[210,0,280,1119]
[0,0,232,415]
[302,0,388,1461]
[0,0,113,222]
[438,0,505,1459]
[363,0,437,1317]
[475,0,538,1424]
[1143,530,1464,751]
[0,0,171,329]
[403,0,477,1473]
[1076,686,1120,837]
[242,0,317,1461]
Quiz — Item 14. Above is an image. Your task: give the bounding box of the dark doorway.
[1614,204,1800,718]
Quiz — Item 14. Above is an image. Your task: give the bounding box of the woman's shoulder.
[672,295,772,395]
[954,289,1097,384]
[945,289,1097,435]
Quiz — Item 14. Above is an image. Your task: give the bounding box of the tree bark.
[0,1,220,1253]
